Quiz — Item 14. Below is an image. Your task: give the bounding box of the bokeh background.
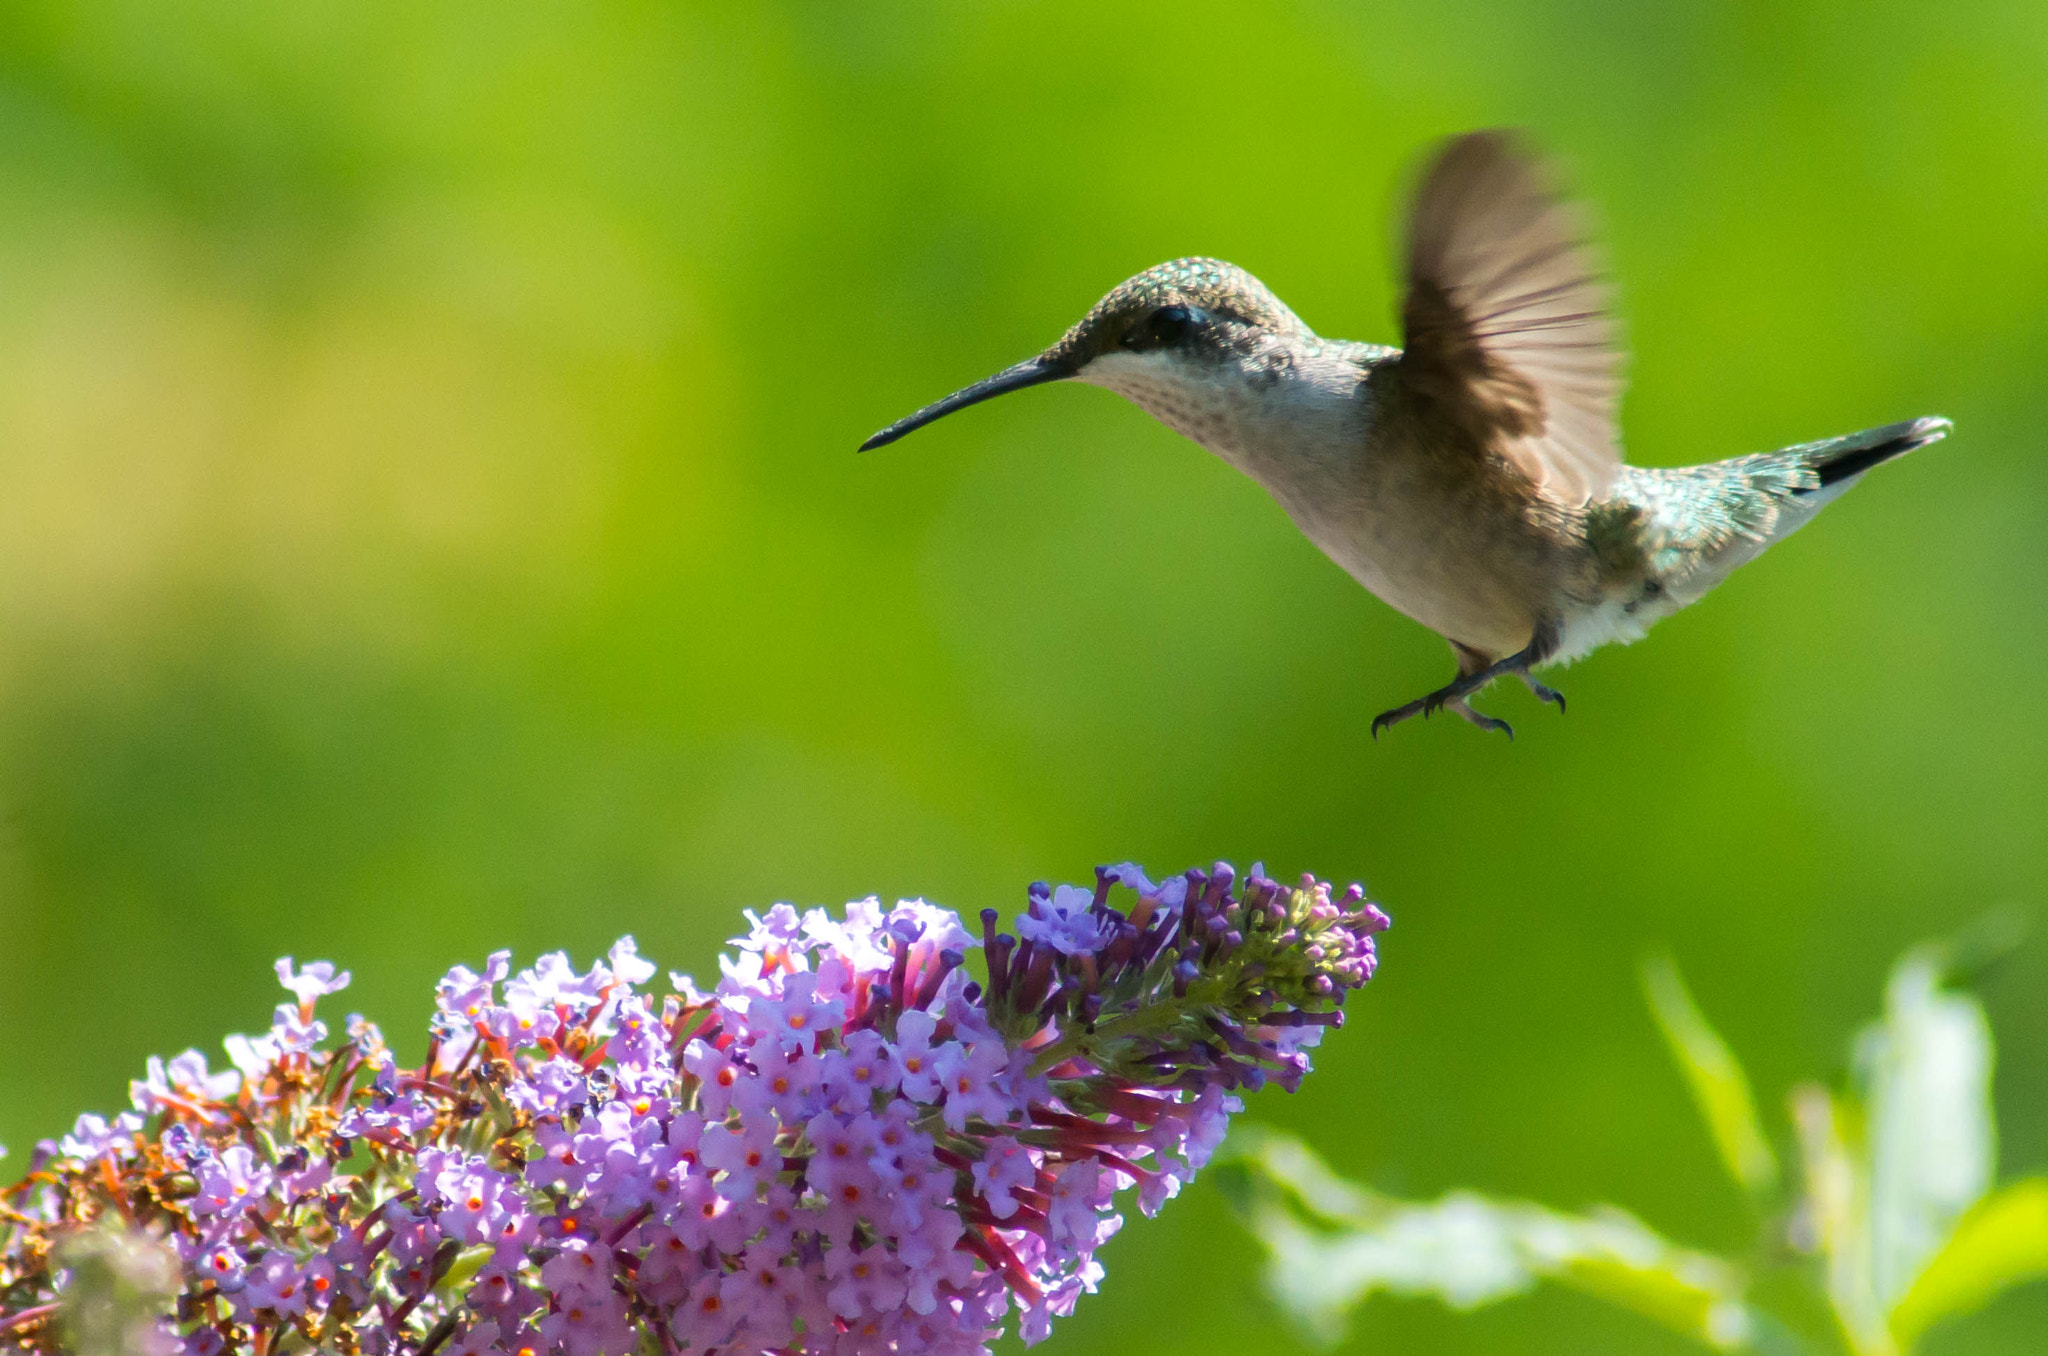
[1,2,2044,1351]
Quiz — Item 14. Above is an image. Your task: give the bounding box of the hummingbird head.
[859,257,1312,452]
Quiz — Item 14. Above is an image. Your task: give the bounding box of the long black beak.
[858,356,1071,451]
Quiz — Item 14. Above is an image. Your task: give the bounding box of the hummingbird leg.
[1371,641,1511,739]
[1497,627,1567,714]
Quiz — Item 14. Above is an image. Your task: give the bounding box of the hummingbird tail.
[1798,415,1952,492]
[1599,414,1953,645]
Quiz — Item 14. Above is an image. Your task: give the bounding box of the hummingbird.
[859,130,1950,738]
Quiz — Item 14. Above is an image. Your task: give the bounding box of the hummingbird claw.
[1370,699,1428,739]
[1518,672,1567,713]
[1446,697,1514,739]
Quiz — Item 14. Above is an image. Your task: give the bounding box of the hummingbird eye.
[1127,304,1194,350]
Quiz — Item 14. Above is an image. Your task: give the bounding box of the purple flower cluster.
[0,863,1387,1356]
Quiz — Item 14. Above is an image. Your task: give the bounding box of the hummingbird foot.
[1369,695,1429,739]
[1445,696,1514,739]
[1369,689,1516,740]
[1372,628,1561,739]
[1517,671,1567,713]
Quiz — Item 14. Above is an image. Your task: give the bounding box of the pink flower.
[892,1010,950,1103]
[732,1040,817,1122]
[274,958,352,1007]
[240,1251,306,1316]
[682,1039,741,1117]
[482,991,559,1046]
[699,1115,781,1201]
[826,1242,911,1319]
[934,1040,1013,1131]
[820,1028,902,1110]
[189,1145,271,1217]
[524,1121,587,1193]
[633,1226,700,1305]
[720,1251,798,1340]
[1047,1162,1108,1247]
[539,1239,616,1299]
[747,969,846,1054]
[971,1136,1035,1219]
[805,1111,877,1198]
[538,1289,635,1356]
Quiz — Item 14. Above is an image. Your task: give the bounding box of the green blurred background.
[0,2,2043,1351]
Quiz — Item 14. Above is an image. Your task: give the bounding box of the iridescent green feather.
[1612,454,1820,580]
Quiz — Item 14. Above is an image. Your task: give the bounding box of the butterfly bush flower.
[0,863,1387,1355]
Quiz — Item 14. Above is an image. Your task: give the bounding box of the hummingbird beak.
[858,355,1074,451]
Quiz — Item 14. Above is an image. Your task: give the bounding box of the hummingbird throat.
[1080,350,1283,459]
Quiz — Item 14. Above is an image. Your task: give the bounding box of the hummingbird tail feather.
[1581,415,1954,662]
[1798,415,1952,491]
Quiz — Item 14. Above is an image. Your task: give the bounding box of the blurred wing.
[1397,131,1624,507]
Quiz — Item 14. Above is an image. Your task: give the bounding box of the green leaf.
[1218,1121,1376,1223]
[1642,952,1780,1197]
[1244,1191,1531,1345]
[1889,1177,2048,1350]
[439,1242,498,1295]
[54,1227,180,1356]
[1786,943,2003,1356]
[1857,947,1995,1310]
[1789,1082,1889,1355]
[1227,1127,1776,1351]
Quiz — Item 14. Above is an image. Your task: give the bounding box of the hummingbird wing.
[1396,130,1624,507]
